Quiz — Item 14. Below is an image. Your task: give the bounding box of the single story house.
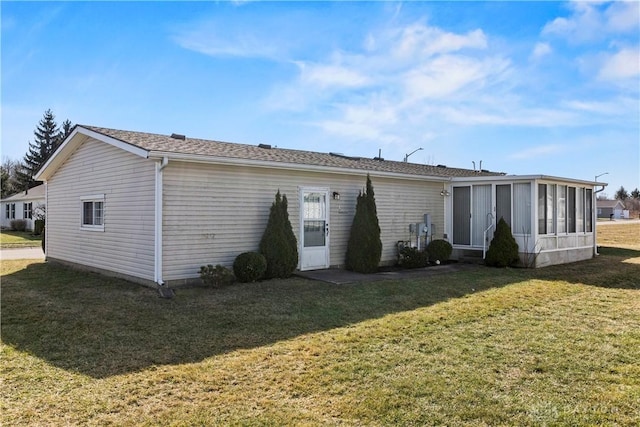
[0,184,46,231]
[35,125,604,287]
[596,199,627,219]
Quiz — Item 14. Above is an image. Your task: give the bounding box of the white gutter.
[154,157,169,285]
[452,174,600,187]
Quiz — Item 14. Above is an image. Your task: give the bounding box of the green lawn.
[0,229,42,248]
[1,225,639,426]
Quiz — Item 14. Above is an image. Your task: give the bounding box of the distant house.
[597,199,626,219]
[0,184,45,231]
[35,125,603,287]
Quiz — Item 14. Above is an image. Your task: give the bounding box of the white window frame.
[9,203,15,220]
[23,202,33,220]
[80,194,105,231]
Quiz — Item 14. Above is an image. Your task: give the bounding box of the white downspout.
[44,181,48,258]
[154,157,169,285]
[593,183,607,256]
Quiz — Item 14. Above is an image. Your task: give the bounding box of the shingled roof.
[82,125,504,179]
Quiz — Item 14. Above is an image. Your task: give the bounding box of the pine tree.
[614,186,629,201]
[16,109,72,190]
[259,190,299,279]
[345,174,382,273]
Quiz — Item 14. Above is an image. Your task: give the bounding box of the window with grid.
[81,195,105,230]
[23,202,33,220]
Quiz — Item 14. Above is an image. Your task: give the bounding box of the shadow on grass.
[1,247,638,379]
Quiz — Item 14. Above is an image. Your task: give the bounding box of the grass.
[1,225,639,426]
[597,221,640,250]
[0,229,42,248]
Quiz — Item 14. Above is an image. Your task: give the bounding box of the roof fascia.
[451,174,602,186]
[35,127,149,181]
[0,193,45,202]
[148,151,452,183]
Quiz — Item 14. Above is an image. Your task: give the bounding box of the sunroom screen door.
[300,189,330,271]
[453,187,471,245]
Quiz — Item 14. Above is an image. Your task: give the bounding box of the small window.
[81,195,105,230]
[10,203,15,220]
[5,204,9,219]
[23,202,33,220]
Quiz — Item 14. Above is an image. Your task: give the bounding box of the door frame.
[299,187,330,271]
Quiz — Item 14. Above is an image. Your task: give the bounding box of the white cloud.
[174,30,285,60]
[542,1,639,43]
[296,62,371,89]
[509,144,565,160]
[403,55,510,101]
[598,47,640,81]
[604,1,640,33]
[393,24,487,58]
[530,42,552,60]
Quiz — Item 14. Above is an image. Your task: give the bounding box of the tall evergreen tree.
[259,190,299,279]
[614,186,629,201]
[345,174,382,273]
[16,109,72,190]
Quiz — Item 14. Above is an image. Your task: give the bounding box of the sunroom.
[443,175,600,268]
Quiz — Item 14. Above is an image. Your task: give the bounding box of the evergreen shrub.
[345,174,382,273]
[398,246,429,269]
[259,191,298,279]
[233,252,267,283]
[427,239,453,263]
[485,218,520,267]
[199,264,235,288]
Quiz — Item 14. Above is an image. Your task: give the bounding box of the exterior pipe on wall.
[154,157,168,285]
[593,183,607,256]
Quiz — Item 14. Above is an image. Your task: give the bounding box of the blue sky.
[2,1,639,196]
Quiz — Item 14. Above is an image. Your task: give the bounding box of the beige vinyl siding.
[46,137,156,281]
[162,161,445,281]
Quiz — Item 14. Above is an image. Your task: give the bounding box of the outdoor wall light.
[333,192,341,200]
[440,190,451,197]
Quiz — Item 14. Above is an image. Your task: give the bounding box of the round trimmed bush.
[427,239,452,263]
[233,252,267,283]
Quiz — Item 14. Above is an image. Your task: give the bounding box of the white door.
[300,189,330,270]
